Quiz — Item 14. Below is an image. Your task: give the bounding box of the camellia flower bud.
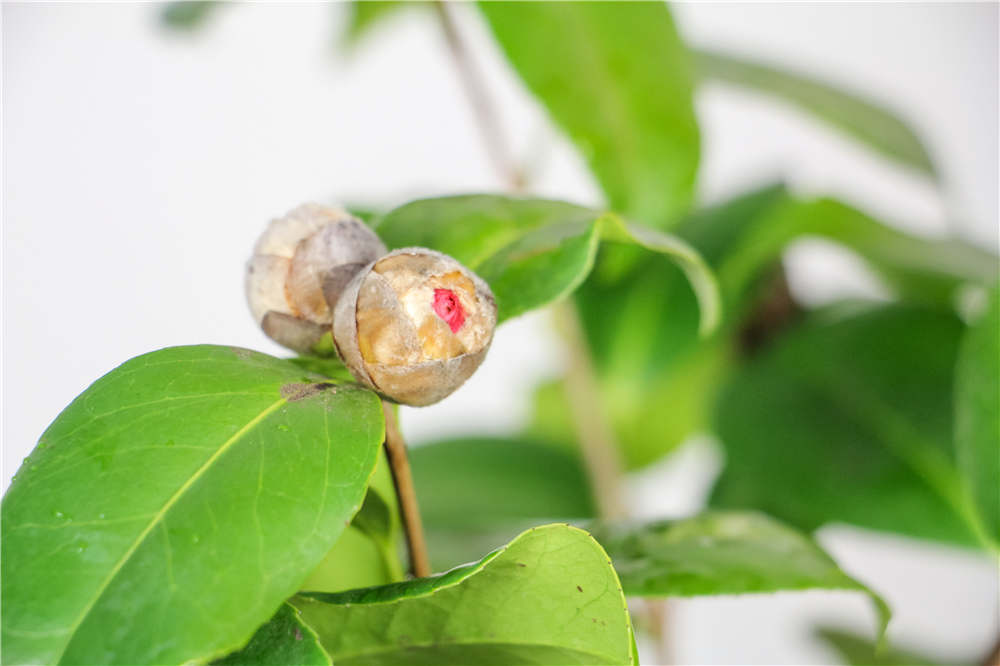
[245,203,386,353]
[333,248,497,406]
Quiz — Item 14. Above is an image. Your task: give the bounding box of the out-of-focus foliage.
[815,627,951,666]
[410,437,595,529]
[479,1,699,228]
[160,2,219,30]
[694,48,937,178]
[955,287,1000,547]
[711,304,986,547]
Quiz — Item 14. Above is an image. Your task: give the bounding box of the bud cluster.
[246,204,497,406]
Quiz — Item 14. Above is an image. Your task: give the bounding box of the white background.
[3,2,998,664]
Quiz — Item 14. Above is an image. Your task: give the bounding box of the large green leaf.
[1,346,384,665]
[292,524,637,665]
[376,194,719,332]
[591,512,889,638]
[955,288,1000,546]
[215,603,330,666]
[694,49,937,179]
[543,186,996,469]
[479,1,699,227]
[711,304,988,547]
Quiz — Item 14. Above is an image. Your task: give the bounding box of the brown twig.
[433,1,525,191]
[382,401,431,578]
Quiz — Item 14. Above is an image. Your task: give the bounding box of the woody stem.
[382,401,431,578]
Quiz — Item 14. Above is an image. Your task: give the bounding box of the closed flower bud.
[333,248,497,406]
[245,203,386,353]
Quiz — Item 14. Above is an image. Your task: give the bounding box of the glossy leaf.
[214,603,330,666]
[955,288,1000,546]
[479,1,699,227]
[1,346,384,665]
[292,524,637,665]
[711,304,986,547]
[591,512,889,638]
[376,194,719,332]
[815,627,945,666]
[410,437,596,530]
[695,48,937,178]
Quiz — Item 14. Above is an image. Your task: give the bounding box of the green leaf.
[955,288,1000,546]
[214,603,330,666]
[1,345,384,665]
[376,194,719,333]
[479,1,699,227]
[411,437,596,530]
[292,524,637,665]
[711,304,987,548]
[161,1,219,30]
[532,185,788,468]
[591,512,889,639]
[694,48,937,178]
[815,627,948,666]
[717,197,998,309]
[410,437,596,571]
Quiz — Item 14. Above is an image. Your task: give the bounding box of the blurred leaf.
[1,346,384,665]
[161,2,219,30]
[718,197,998,309]
[955,287,1000,546]
[376,194,719,332]
[592,512,889,639]
[342,1,418,48]
[536,185,789,468]
[300,525,397,595]
[292,524,638,665]
[711,304,986,547]
[695,48,937,179]
[815,627,948,666]
[479,1,699,227]
[410,437,596,530]
[214,604,330,666]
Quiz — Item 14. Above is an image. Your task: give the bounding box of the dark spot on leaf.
[281,382,337,402]
[517,562,526,567]
[577,585,583,592]
[230,347,253,361]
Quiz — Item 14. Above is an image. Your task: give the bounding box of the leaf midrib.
[53,395,289,663]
